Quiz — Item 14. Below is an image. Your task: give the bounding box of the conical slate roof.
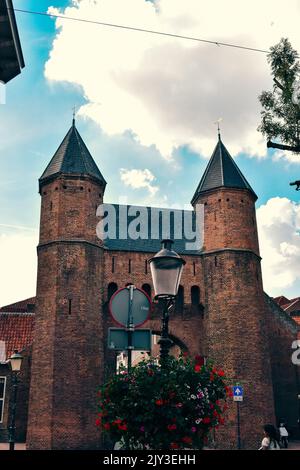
[191,138,257,204]
[39,120,106,189]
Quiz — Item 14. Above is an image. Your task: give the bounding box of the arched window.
[108,282,118,301]
[176,285,184,313]
[191,286,200,305]
[142,283,151,299]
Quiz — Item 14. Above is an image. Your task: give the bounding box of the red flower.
[103,423,110,430]
[155,399,164,406]
[170,442,179,449]
[167,424,177,431]
[210,373,214,381]
[118,424,128,431]
[182,436,192,444]
[202,417,211,424]
[175,402,183,408]
[147,369,154,376]
[219,417,225,425]
[195,355,204,366]
[194,365,201,373]
[218,369,225,377]
[213,410,219,418]
[225,386,233,397]
[209,403,214,410]
[113,419,122,425]
[183,351,189,357]
[95,418,101,427]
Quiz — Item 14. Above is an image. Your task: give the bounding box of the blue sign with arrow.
[233,386,244,401]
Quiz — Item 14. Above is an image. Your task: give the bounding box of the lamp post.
[8,350,23,451]
[149,240,185,367]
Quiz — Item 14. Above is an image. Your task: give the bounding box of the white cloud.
[0,231,38,307]
[273,150,300,165]
[120,168,159,195]
[45,0,300,160]
[257,197,300,295]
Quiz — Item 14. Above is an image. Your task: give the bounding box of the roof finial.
[72,105,77,127]
[214,117,223,141]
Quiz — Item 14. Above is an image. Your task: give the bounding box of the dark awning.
[0,0,25,84]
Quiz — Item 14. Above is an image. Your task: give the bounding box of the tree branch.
[273,77,285,91]
[267,140,300,153]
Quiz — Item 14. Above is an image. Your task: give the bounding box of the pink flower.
[140,426,145,432]
[191,427,197,433]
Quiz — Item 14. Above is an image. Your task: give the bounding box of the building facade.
[0,121,299,449]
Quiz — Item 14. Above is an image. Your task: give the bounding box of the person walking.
[279,422,289,448]
[259,424,281,450]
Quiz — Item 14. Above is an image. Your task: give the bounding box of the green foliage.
[96,355,229,450]
[258,38,300,151]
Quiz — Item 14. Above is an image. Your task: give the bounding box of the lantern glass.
[149,240,185,298]
[10,351,23,372]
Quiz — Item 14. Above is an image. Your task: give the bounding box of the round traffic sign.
[109,286,152,328]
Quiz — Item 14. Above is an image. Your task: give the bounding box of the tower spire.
[72,106,76,127]
[214,118,222,141]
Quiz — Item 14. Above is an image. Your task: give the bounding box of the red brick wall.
[265,296,300,437]
[194,188,260,255]
[39,177,104,245]
[27,175,105,450]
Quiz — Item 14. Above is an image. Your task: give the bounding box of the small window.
[191,286,200,305]
[145,260,148,275]
[0,377,6,423]
[193,262,196,276]
[142,283,151,298]
[68,299,72,315]
[112,257,115,274]
[108,283,118,301]
[176,286,184,313]
[129,259,132,274]
[50,201,53,211]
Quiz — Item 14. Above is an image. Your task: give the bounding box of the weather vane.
[72,105,77,125]
[214,118,223,140]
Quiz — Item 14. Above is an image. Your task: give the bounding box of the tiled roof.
[273,296,290,307]
[0,313,34,360]
[191,138,257,204]
[39,120,106,191]
[281,298,300,314]
[103,204,202,255]
[0,297,36,313]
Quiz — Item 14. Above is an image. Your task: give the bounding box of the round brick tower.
[27,119,106,449]
[192,136,275,449]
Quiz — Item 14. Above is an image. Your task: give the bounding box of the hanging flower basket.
[96,355,229,450]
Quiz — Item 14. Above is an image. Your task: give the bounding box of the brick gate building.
[0,120,299,449]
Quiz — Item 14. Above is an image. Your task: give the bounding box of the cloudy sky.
[1,0,300,306]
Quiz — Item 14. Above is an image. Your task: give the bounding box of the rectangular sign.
[108,328,152,351]
[233,386,244,402]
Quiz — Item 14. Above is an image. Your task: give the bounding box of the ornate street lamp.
[8,350,23,451]
[149,240,185,366]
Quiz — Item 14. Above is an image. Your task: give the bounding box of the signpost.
[108,328,152,351]
[109,285,152,371]
[233,386,243,450]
